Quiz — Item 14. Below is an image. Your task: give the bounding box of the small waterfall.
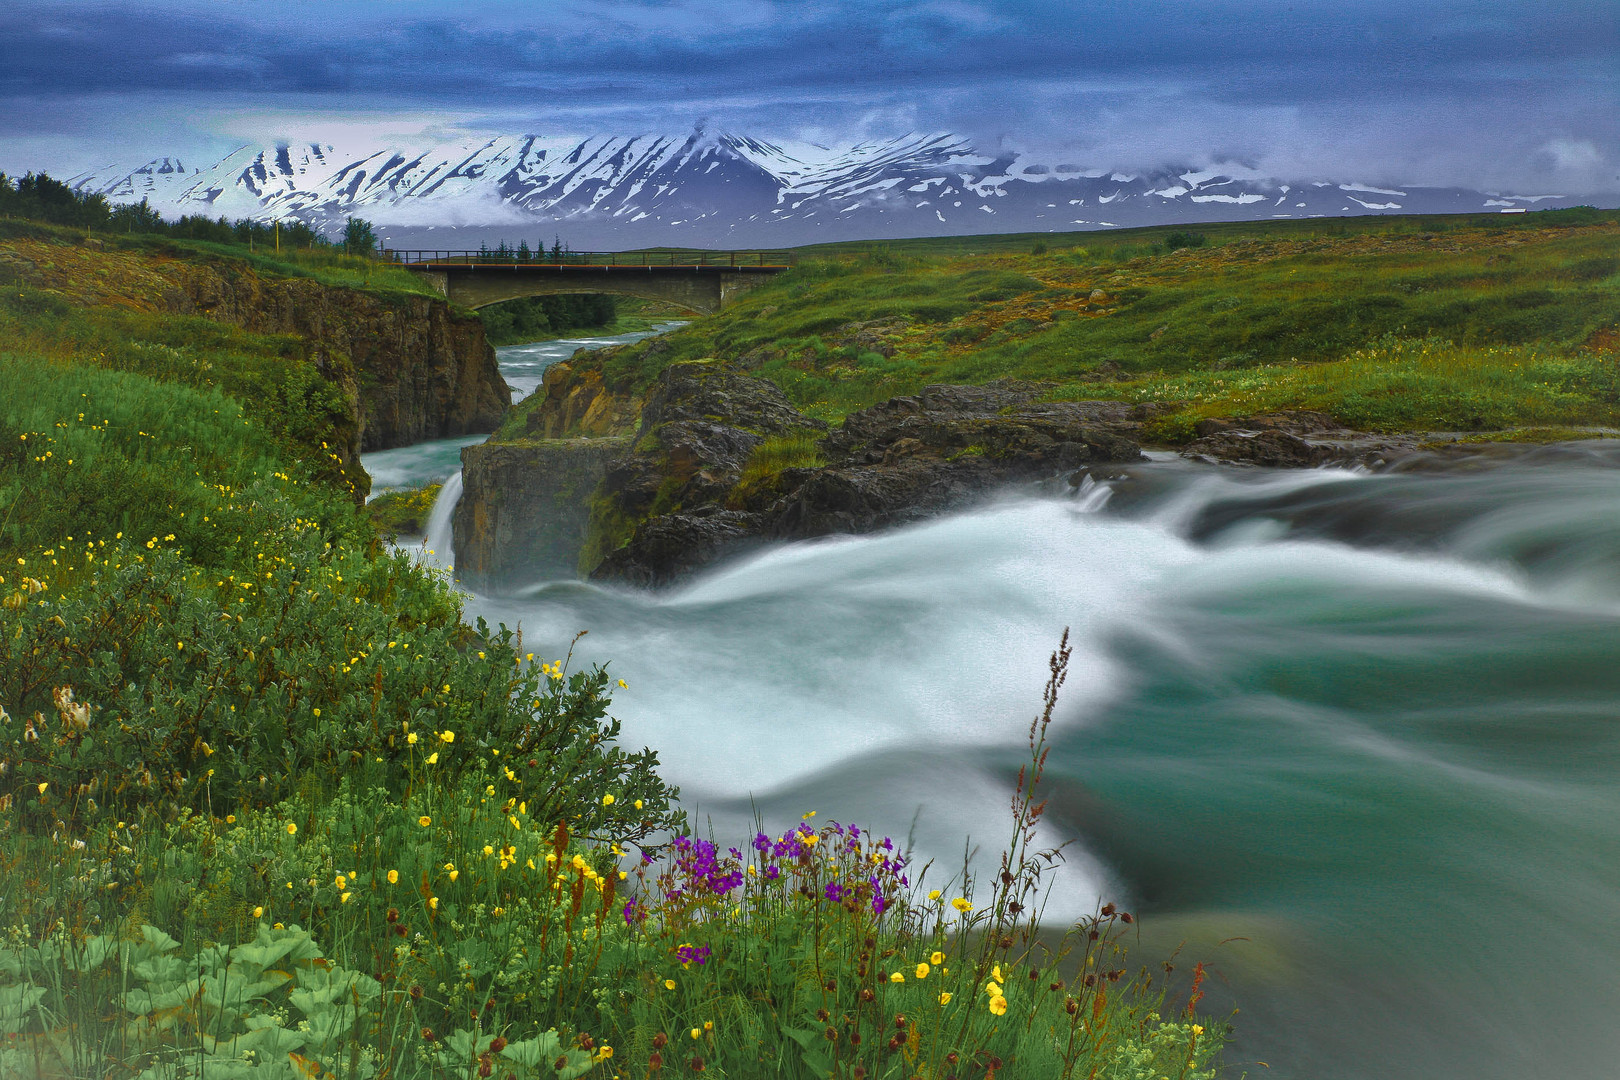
[419,470,462,573]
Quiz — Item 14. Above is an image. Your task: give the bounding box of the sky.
[1,0,1616,193]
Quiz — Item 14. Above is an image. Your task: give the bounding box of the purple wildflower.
[676,944,712,966]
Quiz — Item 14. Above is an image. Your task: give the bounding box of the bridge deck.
[390,250,792,270]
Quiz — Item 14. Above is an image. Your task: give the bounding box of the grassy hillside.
[576,208,1620,437]
[0,216,443,300]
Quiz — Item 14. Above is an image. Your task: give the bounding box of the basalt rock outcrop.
[1180,412,1423,469]
[456,362,1150,589]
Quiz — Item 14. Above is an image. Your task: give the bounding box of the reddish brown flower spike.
[652,1032,668,1049]
[490,1037,507,1053]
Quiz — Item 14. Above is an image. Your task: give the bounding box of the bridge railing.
[385,249,794,268]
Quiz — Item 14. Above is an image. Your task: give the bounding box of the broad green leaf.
[0,983,46,1036]
[499,1029,564,1068]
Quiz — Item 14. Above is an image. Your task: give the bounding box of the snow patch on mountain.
[63,126,1602,248]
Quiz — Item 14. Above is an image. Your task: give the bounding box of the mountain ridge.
[66,127,1602,248]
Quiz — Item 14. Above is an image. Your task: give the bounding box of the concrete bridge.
[393,250,793,315]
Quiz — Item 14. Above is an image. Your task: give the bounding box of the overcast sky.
[2,0,1616,192]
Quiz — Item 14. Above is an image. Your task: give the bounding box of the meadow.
[581,208,1620,434]
[0,218,1219,1078]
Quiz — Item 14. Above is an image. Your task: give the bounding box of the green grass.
[0,216,443,299]
[1083,336,1620,438]
[737,430,826,484]
[365,482,444,538]
[568,208,1619,433]
[0,233,375,493]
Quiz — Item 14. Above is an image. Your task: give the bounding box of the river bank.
[450,442,1620,1079]
[357,303,1620,1077]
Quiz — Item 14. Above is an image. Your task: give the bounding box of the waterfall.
[418,469,462,573]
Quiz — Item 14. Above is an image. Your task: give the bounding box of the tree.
[343,217,378,256]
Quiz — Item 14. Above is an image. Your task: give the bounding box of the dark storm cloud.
[2,0,1616,191]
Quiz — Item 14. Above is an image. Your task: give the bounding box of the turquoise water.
[360,322,684,498]
[442,446,1620,1078]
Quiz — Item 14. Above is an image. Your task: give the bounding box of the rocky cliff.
[154,260,509,453]
[0,235,509,490]
[456,354,1151,590]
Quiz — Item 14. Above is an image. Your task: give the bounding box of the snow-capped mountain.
[66,127,1590,249]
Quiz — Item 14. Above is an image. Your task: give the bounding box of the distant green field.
[575,208,1620,436]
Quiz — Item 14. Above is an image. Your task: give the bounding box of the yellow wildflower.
[335,874,347,889]
[665,979,677,990]
[252,906,264,918]
[484,845,495,856]
[915,962,930,979]
[889,971,905,984]
[928,889,942,901]
[429,896,438,910]
[602,793,616,807]
[340,891,352,903]
[425,752,439,764]
[931,951,945,965]
[36,782,47,794]
[438,730,454,743]
[407,732,419,745]
[418,815,432,827]
[703,1022,713,1032]
[226,814,236,824]
[634,799,643,810]
[449,870,459,882]
[286,822,297,835]
[1193,1025,1204,1036]
[989,995,1008,1016]
[951,898,972,913]
[387,870,399,885]
[939,992,953,1005]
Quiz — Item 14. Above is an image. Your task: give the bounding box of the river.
[364,333,1620,1079]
